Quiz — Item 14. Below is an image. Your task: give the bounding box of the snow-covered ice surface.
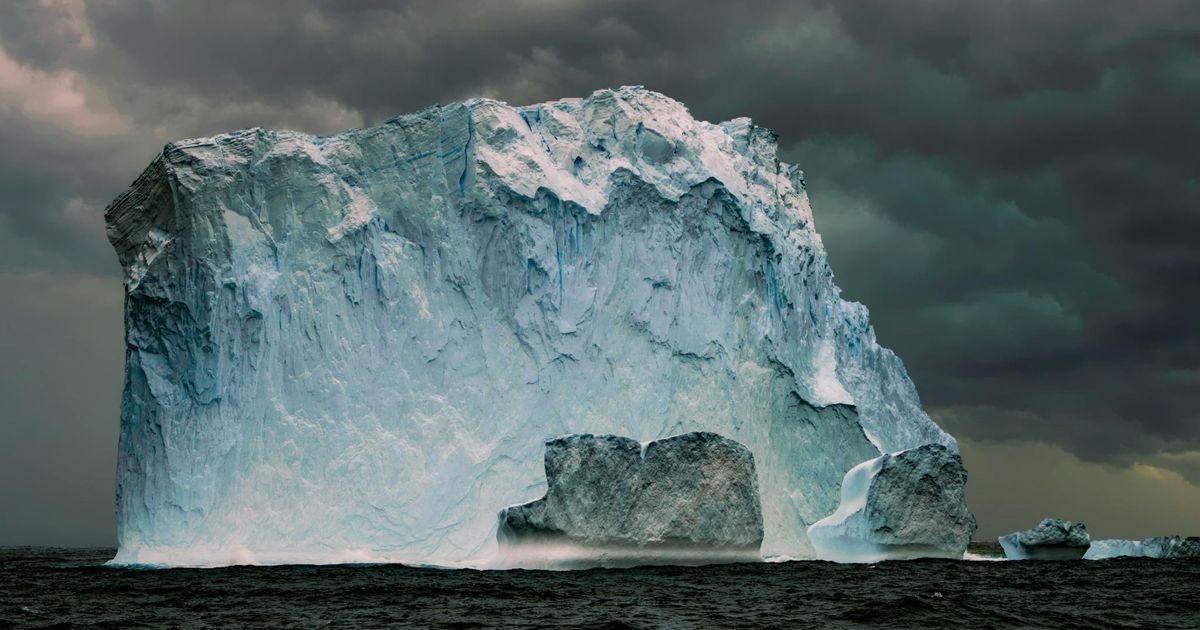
[807,444,974,563]
[104,86,955,567]
[807,456,885,562]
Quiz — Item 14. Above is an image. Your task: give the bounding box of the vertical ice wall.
[105,87,955,567]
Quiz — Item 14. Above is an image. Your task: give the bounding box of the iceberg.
[999,519,1091,560]
[1084,536,1200,560]
[496,432,762,568]
[104,86,956,566]
[807,444,975,562]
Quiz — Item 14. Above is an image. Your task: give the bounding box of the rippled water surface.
[2,546,1198,628]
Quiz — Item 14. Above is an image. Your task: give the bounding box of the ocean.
[1,546,1197,628]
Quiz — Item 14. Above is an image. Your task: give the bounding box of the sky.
[1,0,1198,546]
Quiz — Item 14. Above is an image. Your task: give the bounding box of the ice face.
[806,456,885,562]
[807,444,975,563]
[1084,539,1147,560]
[104,86,956,567]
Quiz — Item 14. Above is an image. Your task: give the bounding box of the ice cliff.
[105,86,955,567]
[497,432,762,567]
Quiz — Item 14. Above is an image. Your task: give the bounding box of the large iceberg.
[497,432,762,567]
[104,86,955,566]
[807,444,975,562]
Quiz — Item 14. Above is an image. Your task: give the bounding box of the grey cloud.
[0,109,132,274]
[0,271,122,546]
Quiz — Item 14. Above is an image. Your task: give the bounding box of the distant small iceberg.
[999,519,1090,560]
[1084,536,1200,560]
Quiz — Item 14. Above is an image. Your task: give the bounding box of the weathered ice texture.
[1084,536,1200,560]
[497,432,761,567]
[1000,519,1091,560]
[104,86,955,566]
[807,444,975,562]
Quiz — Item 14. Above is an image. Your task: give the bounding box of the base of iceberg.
[488,542,761,571]
[106,546,453,569]
[807,444,975,563]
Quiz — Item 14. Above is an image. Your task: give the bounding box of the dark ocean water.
[1,546,1198,629]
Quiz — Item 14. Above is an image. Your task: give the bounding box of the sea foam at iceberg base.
[104,86,958,567]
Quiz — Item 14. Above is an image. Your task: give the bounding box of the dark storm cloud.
[1,0,1198,543]
[0,107,135,273]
